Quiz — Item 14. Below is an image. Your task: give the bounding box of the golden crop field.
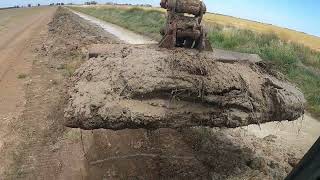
[204,13,320,51]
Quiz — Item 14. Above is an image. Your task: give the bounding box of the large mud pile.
[64,44,305,130]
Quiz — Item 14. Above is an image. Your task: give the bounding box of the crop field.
[70,5,320,116]
[204,13,320,51]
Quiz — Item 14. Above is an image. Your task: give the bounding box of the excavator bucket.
[204,39,213,51]
[159,34,176,49]
[159,0,213,51]
[159,22,177,49]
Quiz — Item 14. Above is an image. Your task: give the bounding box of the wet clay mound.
[64,44,305,130]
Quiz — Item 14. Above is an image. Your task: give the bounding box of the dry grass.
[61,59,83,77]
[204,13,320,51]
[17,73,27,79]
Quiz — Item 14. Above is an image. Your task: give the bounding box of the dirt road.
[0,7,57,177]
[0,7,54,125]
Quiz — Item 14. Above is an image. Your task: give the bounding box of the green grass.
[17,73,27,79]
[207,25,320,115]
[71,6,165,40]
[203,13,320,52]
[69,6,320,116]
[206,25,320,69]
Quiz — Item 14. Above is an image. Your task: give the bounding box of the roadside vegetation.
[204,13,320,51]
[17,73,27,79]
[70,6,320,116]
[71,6,165,40]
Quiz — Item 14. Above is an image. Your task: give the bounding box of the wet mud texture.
[65,44,305,130]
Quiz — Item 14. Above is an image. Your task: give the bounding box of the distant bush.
[85,1,98,5]
[17,73,27,79]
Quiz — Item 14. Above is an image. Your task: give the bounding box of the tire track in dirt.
[0,7,57,178]
[2,7,118,179]
[0,16,42,82]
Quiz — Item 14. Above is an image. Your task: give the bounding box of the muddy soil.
[64,43,304,130]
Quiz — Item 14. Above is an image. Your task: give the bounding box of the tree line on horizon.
[4,1,153,9]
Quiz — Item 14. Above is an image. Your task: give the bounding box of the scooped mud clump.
[64,44,305,130]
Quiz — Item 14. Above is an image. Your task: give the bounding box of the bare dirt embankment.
[1,7,116,179]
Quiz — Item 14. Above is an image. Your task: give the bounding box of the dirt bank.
[1,7,115,179]
[44,7,118,67]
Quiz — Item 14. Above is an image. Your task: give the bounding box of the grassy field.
[69,6,320,117]
[204,13,320,51]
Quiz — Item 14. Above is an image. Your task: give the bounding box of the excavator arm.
[286,137,320,180]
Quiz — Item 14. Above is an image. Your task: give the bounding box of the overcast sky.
[1,0,319,37]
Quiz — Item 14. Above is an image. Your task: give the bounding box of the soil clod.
[64,44,305,130]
